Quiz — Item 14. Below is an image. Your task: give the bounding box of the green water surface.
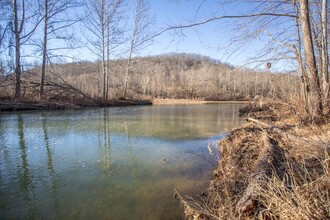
[0,104,244,219]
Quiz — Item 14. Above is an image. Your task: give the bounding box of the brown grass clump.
[180,100,330,219]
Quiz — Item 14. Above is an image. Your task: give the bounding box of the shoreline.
[0,98,250,112]
[152,98,250,105]
[181,101,330,219]
[0,99,153,112]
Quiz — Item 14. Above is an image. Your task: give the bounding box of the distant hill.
[0,53,300,102]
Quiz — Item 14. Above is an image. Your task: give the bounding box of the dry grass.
[179,100,330,219]
[255,156,330,219]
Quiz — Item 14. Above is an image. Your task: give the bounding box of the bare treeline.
[0,53,300,102]
[0,0,328,118]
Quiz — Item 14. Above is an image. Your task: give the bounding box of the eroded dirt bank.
[182,101,330,219]
[0,98,152,111]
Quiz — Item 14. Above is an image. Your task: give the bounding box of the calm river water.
[0,104,244,219]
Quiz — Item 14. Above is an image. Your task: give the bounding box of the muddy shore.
[182,101,330,219]
[0,98,248,112]
[0,98,152,111]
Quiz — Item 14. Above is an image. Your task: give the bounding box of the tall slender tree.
[11,0,43,99]
[39,0,80,99]
[13,0,23,99]
[123,0,154,98]
[320,0,329,112]
[83,0,126,100]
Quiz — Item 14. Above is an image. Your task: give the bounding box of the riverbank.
[181,101,330,219]
[0,98,152,111]
[0,97,248,112]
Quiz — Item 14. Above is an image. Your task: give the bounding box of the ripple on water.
[0,104,245,219]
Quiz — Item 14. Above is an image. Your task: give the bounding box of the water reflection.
[17,115,36,218]
[0,104,244,219]
[125,117,137,185]
[102,108,112,172]
[42,116,59,218]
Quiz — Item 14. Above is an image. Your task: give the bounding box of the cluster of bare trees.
[2,53,298,102]
[0,0,153,100]
[132,55,300,100]
[0,0,329,120]
[299,0,329,118]
[83,0,126,100]
[0,0,80,99]
[166,0,329,119]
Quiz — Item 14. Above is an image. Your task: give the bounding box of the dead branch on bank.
[236,132,276,215]
[247,117,330,153]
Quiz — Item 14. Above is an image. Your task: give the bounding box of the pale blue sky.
[142,0,296,71]
[133,0,296,71]
[10,0,296,72]
[73,0,232,62]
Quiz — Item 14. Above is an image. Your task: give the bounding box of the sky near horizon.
[70,0,296,72]
[73,0,238,63]
[1,0,297,72]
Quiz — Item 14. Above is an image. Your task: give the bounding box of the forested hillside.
[0,53,300,103]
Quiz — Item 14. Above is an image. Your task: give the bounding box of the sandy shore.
[152,98,250,105]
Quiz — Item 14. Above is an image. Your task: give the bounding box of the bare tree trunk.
[300,0,323,117]
[101,0,106,100]
[102,54,106,100]
[321,0,328,85]
[294,1,311,116]
[123,0,153,99]
[123,41,133,99]
[321,0,329,112]
[123,59,131,98]
[105,15,110,100]
[13,0,22,99]
[39,0,48,99]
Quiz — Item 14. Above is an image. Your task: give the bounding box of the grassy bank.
[180,101,330,219]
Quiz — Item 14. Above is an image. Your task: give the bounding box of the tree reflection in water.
[17,115,36,218]
[42,116,59,218]
[0,104,245,219]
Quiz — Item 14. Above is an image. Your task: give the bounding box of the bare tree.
[300,0,323,116]
[13,0,23,99]
[320,0,329,112]
[39,0,80,99]
[156,0,328,120]
[10,0,44,99]
[83,0,126,100]
[123,0,154,98]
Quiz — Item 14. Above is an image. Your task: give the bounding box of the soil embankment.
[0,98,152,111]
[0,97,247,111]
[182,101,330,219]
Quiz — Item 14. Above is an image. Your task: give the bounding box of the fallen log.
[247,117,329,153]
[236,132,276,214]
